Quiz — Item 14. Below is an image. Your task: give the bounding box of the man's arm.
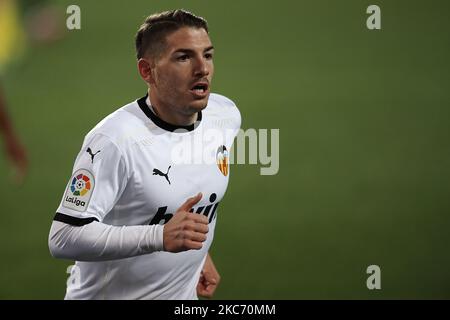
[197,252,221,298]
[49,193,209,261]
[0,84,27,182]
[48,220,164,261]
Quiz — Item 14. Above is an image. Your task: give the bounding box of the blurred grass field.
[0,0,449,299]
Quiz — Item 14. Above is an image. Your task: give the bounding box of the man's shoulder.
[208,93,238,110]
[206,93,241,124]
[84,98,145,149]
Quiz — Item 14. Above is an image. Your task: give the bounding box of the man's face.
[149,27,214,114]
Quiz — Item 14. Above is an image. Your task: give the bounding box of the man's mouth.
[190,82,209,97]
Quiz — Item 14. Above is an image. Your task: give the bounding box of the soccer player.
[0,0,28,182]
[1,0,64,183]
[48,9,241,300]
[0,87,28,182]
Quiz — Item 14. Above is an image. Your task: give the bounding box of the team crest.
[216,145,229,176]
[62,169,95,212]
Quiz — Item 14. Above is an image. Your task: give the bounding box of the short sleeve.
[55,133,128,223]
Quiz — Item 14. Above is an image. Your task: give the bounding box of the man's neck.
[148,90,198,127]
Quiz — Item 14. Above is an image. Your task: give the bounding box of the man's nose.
[193,57,210,77]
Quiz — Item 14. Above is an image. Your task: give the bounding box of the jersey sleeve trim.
[54,212,99,226]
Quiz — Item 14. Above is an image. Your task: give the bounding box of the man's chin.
[188,96,209,112]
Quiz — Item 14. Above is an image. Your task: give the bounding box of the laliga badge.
[62,169,95,212]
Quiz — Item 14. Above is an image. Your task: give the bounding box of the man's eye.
[205,53,213,59]
[177,55,189,61]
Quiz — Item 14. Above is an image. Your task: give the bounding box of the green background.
[1,0,449,299]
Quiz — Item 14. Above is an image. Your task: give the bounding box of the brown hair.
[135,9,209,59]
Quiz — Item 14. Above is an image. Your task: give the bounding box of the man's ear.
[137,58,155,85]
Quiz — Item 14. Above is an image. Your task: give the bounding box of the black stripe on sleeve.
[53,212,99,226]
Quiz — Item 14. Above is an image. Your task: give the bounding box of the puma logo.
[153,166,171,185]
[86,147,101,163]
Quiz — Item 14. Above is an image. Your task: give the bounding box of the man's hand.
[5,131,28,184]
[197,253,220,298]
[163,193,209,252]
[0,88,28,185]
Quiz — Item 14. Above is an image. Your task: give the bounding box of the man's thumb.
[180,192,202,211]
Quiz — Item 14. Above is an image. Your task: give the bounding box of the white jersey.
[54,93,241,299]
